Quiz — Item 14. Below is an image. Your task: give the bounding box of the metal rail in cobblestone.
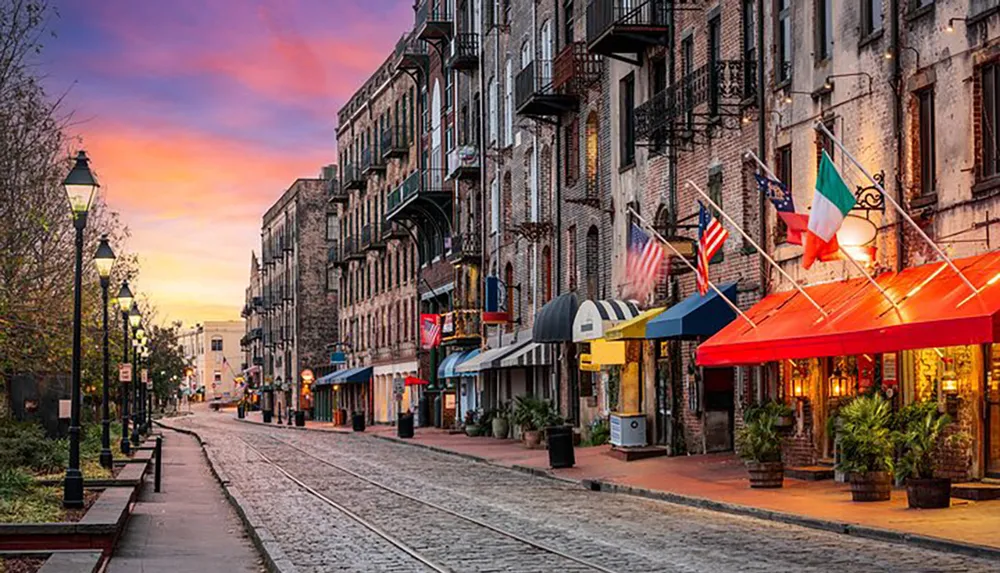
[236,436,450,573]
[263,434,619,573]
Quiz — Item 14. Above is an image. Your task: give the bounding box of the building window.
[619,72,635,168]
[776,0,792,83]
[816,119,835,167]
[327,214,337,241]
[585,226,600,299]
[861,0,883,37]
[742,1,756,95]
[682,35,694,130]
[708,14,721,116]
[917,87,936,198]
[565,117,579,187]
[488,77,497,144]
[327,268,337,293]
[776,144,792,244]
[980,62,1000,182]
[211,337,223,352]
[504,60,513,146]
[564,0,574,46]
[815,0,833,62]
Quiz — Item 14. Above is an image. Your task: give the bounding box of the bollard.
[154,436,163,493]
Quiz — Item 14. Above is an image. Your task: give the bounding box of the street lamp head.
[117,281,134,312]
[129,304,142,328]
[63,151,100,217]
[134,325,145,340]
[93,235,116,280]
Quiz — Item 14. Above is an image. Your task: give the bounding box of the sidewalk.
[105,430,263,573]
[241,410,1000,556]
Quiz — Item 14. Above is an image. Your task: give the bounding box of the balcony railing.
[361,223,386,251]
[252,356,264,367]
[515,56,594,116]
[415,0,452,40]
[342,163,366,190]
[394,33,428,72]
[250,328,263,341]
[327,177,348,204]
[448,231,481,264]
[344,236,366,260]
[361,147,385,176]
[586,0,672,56]
[553,42,602,94]
[634,60,757,145]
[252,296,263,310]
[328,241,347,266]
[282,326,293,341]
[381,220,408,240]
[441,309,481,344]
[447,144,480,180]
[449,33,479,71]
[388,171,420,213]
[381,126,409,159]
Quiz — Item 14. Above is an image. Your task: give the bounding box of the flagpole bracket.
[854,171,886,213]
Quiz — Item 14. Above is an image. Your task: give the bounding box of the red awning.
[697,252,1000,366]
[404,376,429,386]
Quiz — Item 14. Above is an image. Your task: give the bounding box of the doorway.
[702,367,734,452]
[988,363,1000,478]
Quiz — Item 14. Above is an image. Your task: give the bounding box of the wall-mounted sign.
[119,363,132,383]
[482,276,510,323]
[882,353,898,387]
[330,351,346,365]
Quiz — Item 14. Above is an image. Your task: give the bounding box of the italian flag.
[803,151,855,269]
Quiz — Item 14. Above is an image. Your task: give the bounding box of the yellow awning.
[604,307,667,340]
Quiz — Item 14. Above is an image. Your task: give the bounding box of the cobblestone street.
[166,413,999,573]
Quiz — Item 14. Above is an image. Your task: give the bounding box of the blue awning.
[314,371,339,386]
[437,351,465,379]
[339,366,372,384]
[456,349,479,377]
[645,282,739,340]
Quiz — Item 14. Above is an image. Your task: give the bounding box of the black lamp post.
[117,282,133,454]
[94,236,116,468]
[130,307,143,446]
[138,342,148,434]
[63,151,100,508]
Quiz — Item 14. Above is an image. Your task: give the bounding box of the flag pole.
[685,180,829,319]
[743,150,903,314]
[813,122,980,298]
[628,207,757,329]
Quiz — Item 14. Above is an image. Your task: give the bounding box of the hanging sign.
[330,350,346,365]
[882,353,898,387]
[482,276,510,323]
[119,363,132,383]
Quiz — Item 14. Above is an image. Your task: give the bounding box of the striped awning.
[498,342,552,369]
[572,300,641,342]
[438,350,480,379]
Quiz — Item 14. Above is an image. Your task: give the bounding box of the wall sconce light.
[792,377,805,398]
[947,18,967,33]
[828,368,845,398]
[824,73,874,96]
[940,358,959,395]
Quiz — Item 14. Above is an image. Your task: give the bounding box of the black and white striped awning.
[498,342,553,369]
[572,300,642,342]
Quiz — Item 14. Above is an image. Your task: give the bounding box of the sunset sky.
[45,0,411,326]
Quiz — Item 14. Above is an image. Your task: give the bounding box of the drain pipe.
[890,0,905,271]
[756,0,767,297]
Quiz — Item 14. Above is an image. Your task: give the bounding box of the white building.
[177,321,245,402]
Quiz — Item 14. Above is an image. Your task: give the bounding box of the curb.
[155,421,299,573]
[223,417,1000,561]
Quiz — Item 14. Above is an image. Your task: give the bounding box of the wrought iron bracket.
[854,171,886,213]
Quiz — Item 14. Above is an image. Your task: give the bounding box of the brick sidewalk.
[238,410,1000,555]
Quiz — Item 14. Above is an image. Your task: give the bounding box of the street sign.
[119,363,132,383]
[392,377,405,401]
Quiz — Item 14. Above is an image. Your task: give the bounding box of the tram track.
[237,432,620,573]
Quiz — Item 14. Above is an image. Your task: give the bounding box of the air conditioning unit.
[610,413,647,448]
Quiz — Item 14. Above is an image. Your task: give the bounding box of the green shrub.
[0,421,68,473]
[736,410,782,463]
[585,418,610,446]
[834,394,894,475]
[0,468,32,498]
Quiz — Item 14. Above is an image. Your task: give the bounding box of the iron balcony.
[515,46,601,117]
[381,126,409,160]
[415,0,452,41]
[342,163,366,191]
[448,33,478,72]
[586,0,673,57]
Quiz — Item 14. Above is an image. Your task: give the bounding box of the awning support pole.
[628,207,757,329]
[685,179,829,319]
[813,122,981,299]
[744,150,903,316]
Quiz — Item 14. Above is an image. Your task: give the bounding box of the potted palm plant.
[835,394,894,502]
[736,403,784,488]
[893,401,953,509]
[513,395,542,448]
[463,409,480,437]
[491,401,510,439]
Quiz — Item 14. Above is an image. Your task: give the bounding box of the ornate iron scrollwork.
[854,170,886,212]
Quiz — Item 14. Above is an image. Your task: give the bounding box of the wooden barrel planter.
[906,478,951,509]
[746,461,784,488]
[850,471,892,501]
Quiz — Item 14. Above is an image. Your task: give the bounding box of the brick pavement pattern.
[173,413,999,573]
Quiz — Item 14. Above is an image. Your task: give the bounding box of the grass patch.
[0,469,61,524]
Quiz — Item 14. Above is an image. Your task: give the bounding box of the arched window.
[586,111,599,200]
[540,19,553,80]
[520,40,532,69]
[586,226,600,299]
[541,246,552,303]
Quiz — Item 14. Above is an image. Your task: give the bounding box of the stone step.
[951,482,1000,501]
[607,446,669,462]
[785,465,835,481]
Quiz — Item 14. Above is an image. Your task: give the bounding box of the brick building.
[256,169,339,423]
[240,253,264,398]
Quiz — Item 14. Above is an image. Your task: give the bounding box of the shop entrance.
[988,376,1000,477]
[703,367,734,452]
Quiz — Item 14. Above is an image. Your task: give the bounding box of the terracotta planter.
[746,461,784,488]
[523,430,542,448]
[492,418,509,439]
[850,471,892,502]
[906,478,951,509]
[465,425,479,437]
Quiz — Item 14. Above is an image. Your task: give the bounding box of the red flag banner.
[420,314,441,349]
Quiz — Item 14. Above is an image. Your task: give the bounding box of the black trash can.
[398,412,414,438]
[294,410,306,427]
[352,411,366,432]
[418,396,431,427]
[433,394,443,428]
[262,409,273,423]
[546,425,575,469]
[237,405,245,419]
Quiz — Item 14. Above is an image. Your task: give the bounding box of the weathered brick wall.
[294,178,340,374]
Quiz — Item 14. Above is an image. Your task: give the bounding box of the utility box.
[610,413,647,448]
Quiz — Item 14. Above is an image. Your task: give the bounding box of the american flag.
[420,314,441,349]
[626,222,664,300]
[697,202,729,296]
